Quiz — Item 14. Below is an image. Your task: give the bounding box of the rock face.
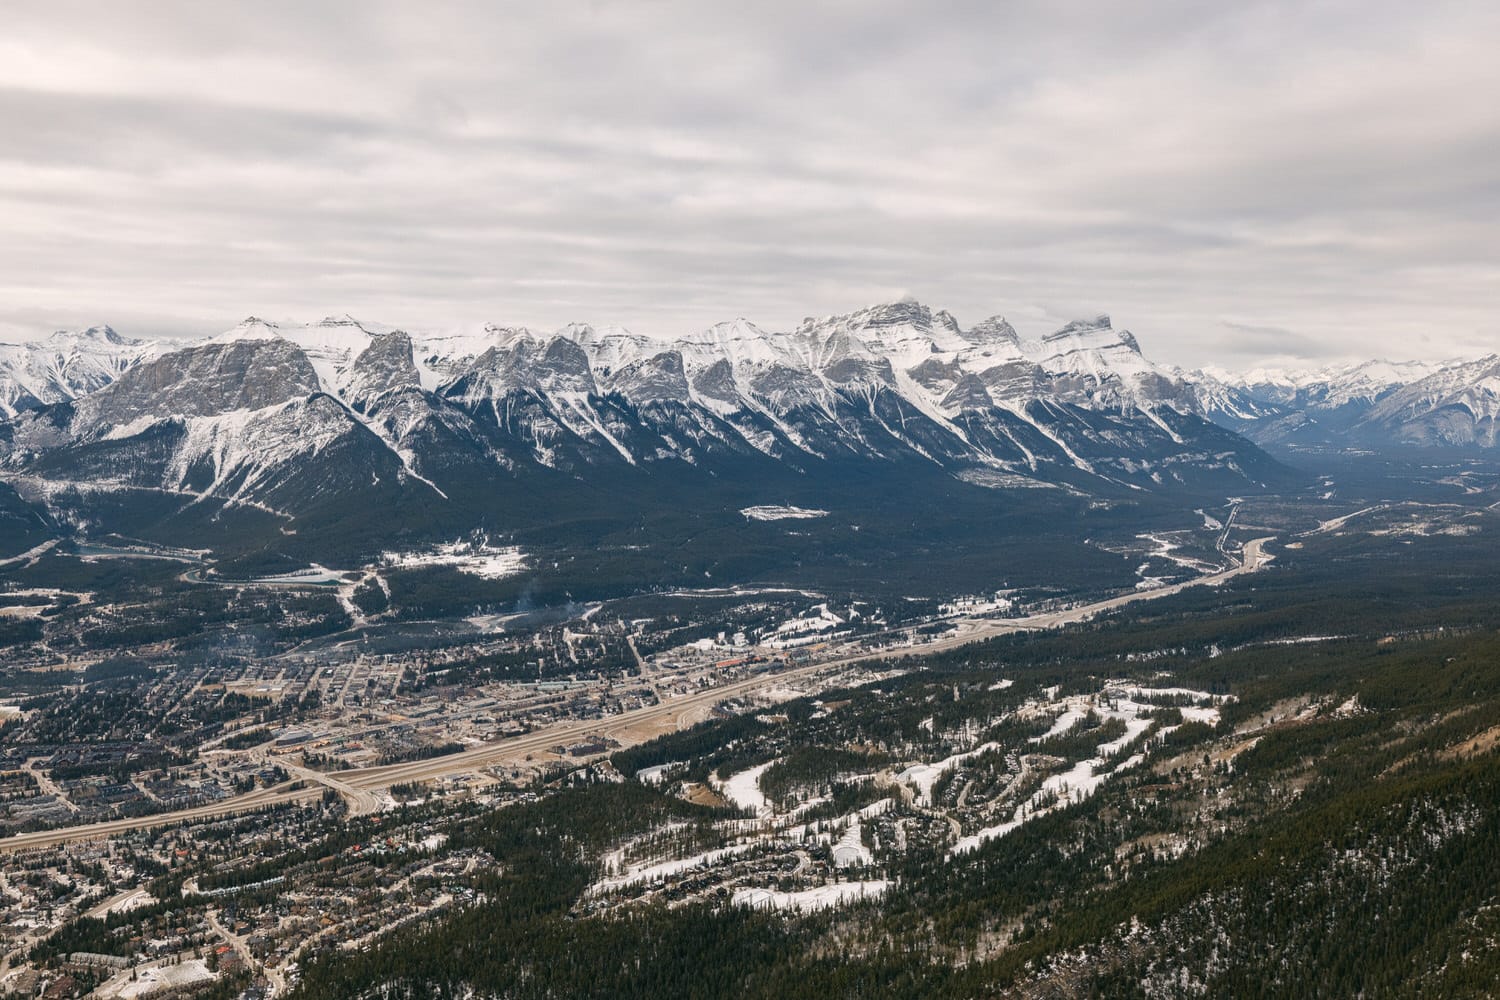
[345,331,422,411]
[73,339,319,427]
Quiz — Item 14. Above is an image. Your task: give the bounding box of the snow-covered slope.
[98,303,1189,432]
[1188,356,1492,449]
[0,303,1294,523]
[0,326,156,418]
[1360,355,1500,447]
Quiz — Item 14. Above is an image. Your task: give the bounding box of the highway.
[0,781,325,853]
[0,537,1272,853]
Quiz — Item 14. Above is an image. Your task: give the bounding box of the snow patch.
[741,505,829,521]
[381,539,528,580]
[733,880,889,912]
[713,761,775,816]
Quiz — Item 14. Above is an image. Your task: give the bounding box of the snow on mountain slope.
[7,300,1494,556]
[0,326,157,418]
[1187,355,1493,449]
[1197,358,1447,408]
[149,302,1189,434]
[0,302,1298,518]
[1360,355,1500,446]
[205,315,392,398]
[163,395,384,505]
[677,318,798,372]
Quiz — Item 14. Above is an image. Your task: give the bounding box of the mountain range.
[0,302,1489,572]
[1192,357,1500,449]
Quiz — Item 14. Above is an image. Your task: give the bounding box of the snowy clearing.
[740,505,829,521]
[636,762,687,785]
[713,761,775,816]
[592,843,763,893]
[381,539,529,579]
[733,880,890,912]
[950,682,1223,856]
[899,743,1001,807]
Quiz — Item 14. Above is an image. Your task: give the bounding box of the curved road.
[0,538,1273,853]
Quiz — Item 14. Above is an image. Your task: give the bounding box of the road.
[27,759,79,813]
[208,906,257,975]
[273,755,384,817]
[0,538,58,569]
[84,885,152,919]
[0,538,1273,853]
[0,780,324,853]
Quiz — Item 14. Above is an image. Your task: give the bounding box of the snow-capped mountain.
[1194,359,1446,412]
[1360,355,1500,447]
[0,303,1288,543]
[1189,357,1492,449]
[6,301,1493,545]
[0,326,157,418]
[5,335,415,516]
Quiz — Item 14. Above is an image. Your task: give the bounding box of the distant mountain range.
[0,301,1487,567]
[0,325,155,419]
[1190,356,1500,449]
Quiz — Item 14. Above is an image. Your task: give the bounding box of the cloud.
[1212,320,1323,362]
[0,0,1495,367]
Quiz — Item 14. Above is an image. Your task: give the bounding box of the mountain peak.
[860,300,934,328]
[211,317,286,345]
[1049,315,1113,338]
[481,324,538,349]
[799,301,935,334]
[1042,315,1143,356]
[964,316,1020,347]
[45,325,132,347]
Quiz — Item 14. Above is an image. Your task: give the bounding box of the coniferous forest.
[282,521,1500,999]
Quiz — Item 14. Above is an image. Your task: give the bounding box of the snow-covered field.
[733,880,889,912]
[381,539,528,579]
[950,682,1225,856]
[113,959,214,998]
[713,761,775,816]
[763,604,851,649]
[898,743,1001,807]
[740,505,829,521]
[593,843,765,893]
[636,761,687,785]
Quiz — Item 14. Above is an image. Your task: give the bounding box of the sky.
[1,0,1496,368]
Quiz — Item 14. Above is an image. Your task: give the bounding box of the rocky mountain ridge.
[1190,355,1499,448]
[1,302,1276,512]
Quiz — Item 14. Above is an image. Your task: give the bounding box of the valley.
[0,466,1496,997]
[2,304,1499,998]
[0,533,1273,854]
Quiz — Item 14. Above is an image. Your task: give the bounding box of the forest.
[282,520,1500,998]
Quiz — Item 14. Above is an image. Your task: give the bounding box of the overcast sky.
[1,1,1496,367]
